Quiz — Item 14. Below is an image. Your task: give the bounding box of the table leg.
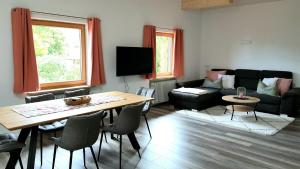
[109,109,115,140]
[27,126,39,169]
[109,108,123,141]
[6,128,31,169]
[231,105,235,120]
[224,108,227,114]
[6,126,38,169]
[127,133,140,150]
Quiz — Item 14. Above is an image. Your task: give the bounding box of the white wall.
[0,0,202,106]
[199,0,300,86]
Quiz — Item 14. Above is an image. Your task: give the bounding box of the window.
[32,20,87,89]
[156,31,175,77]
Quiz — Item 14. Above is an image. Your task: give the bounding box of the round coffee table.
[222,95,260,121]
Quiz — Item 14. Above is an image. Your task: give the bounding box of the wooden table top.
[0,91,153,131]
[222,95,260,104]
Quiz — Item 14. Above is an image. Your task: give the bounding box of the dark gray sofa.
[168,69,300,117]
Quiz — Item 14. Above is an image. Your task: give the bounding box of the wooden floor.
[1,104,300,169]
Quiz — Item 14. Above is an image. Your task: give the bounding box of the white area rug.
[176,106,295,136]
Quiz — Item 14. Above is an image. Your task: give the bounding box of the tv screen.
[116,46,153,76]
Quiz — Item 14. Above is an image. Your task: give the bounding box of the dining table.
[0,91,153,169]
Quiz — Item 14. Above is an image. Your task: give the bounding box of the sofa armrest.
[176,79,205,88]
[280,88,300,117]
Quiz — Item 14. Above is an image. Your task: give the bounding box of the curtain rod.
[31,11,88,20]
[156,27,175,31]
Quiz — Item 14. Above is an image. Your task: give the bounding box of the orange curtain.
[88,18,106,86]
[143,25,156,79]
[173,29,184,78]
[11,8,39,93]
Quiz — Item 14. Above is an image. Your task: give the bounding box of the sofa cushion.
[277,78,293,96]
[202,78,222,89]
[219,75,235,89]
[220,89,257,96]
[220,89,236,96]
[235,69,261,90]
[206,70,226,81]
[211,69,235,75]
[257,81,278,96]
[248,92,281,105]
[256,103,280,115]
[261,70,292,79]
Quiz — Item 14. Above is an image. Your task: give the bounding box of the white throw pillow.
[262,78,278,87]
[219,75,235,89]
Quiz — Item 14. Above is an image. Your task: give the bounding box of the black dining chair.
[51,111,105,169]
[136,87,155,138]
[98,102,146,169]
[64,88,108,143]
[0,133,25,169]
[64,88,90,98]
[25,93,67,166]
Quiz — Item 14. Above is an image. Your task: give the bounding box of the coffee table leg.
[253,104,258,121]
[231,105,235,120]
[224,108,227,114]
[253,111,258,121]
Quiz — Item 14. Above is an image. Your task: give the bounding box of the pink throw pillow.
[206,70,226,81]
[277,78,292,96]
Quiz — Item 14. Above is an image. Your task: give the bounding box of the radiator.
[149,78,177,104]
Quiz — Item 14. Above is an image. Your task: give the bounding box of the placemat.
[12,95,125,118]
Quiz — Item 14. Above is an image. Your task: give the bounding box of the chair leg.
[52,145,58,169]
[69,151,73,169]
[40,132,43,166]
[18,156,24,169]
[101,119,108,143]
[104,131,108,143]
[144,115,152,138]
[101,119,105,126]
[119,135,122,169]
[137,150,141,159]
[83,148,86,168]
[90,146,99,169]
[97,131,104,160]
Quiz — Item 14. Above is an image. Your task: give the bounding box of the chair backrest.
[136,87,155,113]
[0,133,24,152]
[113,102,146,135]
[60,111,105,150]
[64,88,90,98]
[25,93,55,103]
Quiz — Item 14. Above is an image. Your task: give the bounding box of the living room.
[0,0,300,169]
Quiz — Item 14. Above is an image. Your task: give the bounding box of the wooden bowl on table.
[64,96,91,106]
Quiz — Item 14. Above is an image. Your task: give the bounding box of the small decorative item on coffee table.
[222,95,260,121]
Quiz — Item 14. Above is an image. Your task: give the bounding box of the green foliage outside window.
[32,25,81,83]
[156,36,172,74]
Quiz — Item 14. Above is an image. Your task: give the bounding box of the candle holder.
[237,87,247,98]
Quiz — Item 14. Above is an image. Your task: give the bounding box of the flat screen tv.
[116,46,153,76]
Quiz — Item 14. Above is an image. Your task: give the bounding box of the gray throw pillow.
[257,81,278,96]
[202,78,222,89]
